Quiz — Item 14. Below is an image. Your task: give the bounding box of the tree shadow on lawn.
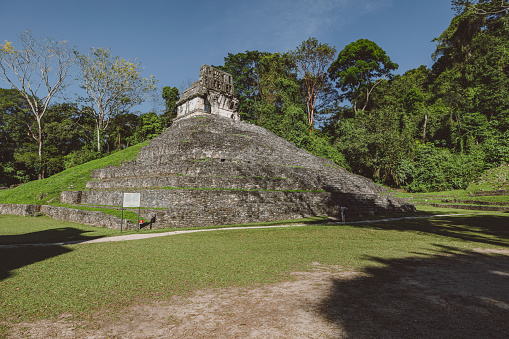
[0,245,71,281]
[0,226,104,246]
[320,245,509,338]
[353,214,509,248]
[0,227,104,281]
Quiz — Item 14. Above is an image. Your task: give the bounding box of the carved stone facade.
[176,65,240,121]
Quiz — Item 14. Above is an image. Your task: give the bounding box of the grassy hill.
[0,142,148,205]
[393,165,509,212]
[466,164,509,194]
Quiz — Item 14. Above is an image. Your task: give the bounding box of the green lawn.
[395,190,509,206]
[1,205,507,334]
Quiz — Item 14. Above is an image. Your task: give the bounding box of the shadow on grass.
[320,245,509,338]
[353,214,509,248]
[0,227,104,281]
[0,227,104,246]
[0,245,72,281]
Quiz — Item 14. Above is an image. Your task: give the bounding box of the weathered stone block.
[41,205,136,230]
[0,204,41,216]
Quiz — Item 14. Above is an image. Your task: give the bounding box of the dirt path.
[7,249,509,338]
[0,213,471,248]
[5,264,359,338]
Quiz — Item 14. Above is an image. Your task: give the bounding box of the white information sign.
[123,193,141,208]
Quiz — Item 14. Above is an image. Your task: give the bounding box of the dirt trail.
[8,249,509,338]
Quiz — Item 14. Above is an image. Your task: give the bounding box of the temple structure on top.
[176,65,240,121]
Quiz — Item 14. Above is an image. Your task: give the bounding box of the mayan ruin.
[58,66,415,229]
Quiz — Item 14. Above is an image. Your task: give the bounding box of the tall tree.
[257,53,297,117]
[290,37,336,130]
[328,39,398,115]
[432,0,509,148]
[216,51,266,123]
[162,86,179,121]
[0,31,74,179]
[75,47,157,152]
[0,88,32,185]
[452,0,509,16]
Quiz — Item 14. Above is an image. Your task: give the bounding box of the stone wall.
[0,204,41,216]
[60,188,413,228]
[470,189,509,196]
[0,203,136,230]
[426,203,509,212]
[41,205,135,230]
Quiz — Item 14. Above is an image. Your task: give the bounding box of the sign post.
[340,206,348,223]
[120,193,141,233]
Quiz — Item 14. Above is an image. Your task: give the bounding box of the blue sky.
[0,0,455,113]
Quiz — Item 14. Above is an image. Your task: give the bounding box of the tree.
[128,112,165,145]
[290,37,336,130]
[256,52,298,119]
[216,51,266,123]
[162,86,179,121]
[75,47,157,152]
[328,39,398,115]
[431,0,509,148]
[0,31,74,179]
[108,112,138,151]
[0,88,33,185]
[40,102,93,176]
[452,0,509,16]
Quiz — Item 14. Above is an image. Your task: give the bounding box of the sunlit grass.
[395,190,509,206]
[1,208,507,329]
[0,142,148,205]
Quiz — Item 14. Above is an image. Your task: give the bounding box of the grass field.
[0,143,507,336]
[396,189,509,206]
[1,204,507,336]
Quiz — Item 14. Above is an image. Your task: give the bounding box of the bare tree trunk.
[307,87,315,132]
[29,116,45,180]
[96,127,101,152]
[118,128,122,151]
[38,124,44,179]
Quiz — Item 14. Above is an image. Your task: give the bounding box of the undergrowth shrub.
[397,143,485,192]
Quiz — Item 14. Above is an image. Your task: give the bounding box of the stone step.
[91,161,315,180]
[89,160,379,195]
[86,174,315,191]
[135,200,407,228]
[440,199,509,206]
[61,189,410,217]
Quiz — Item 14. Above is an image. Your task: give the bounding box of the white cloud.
[225,0,393,52]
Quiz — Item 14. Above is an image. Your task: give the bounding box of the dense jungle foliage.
[1,1,508,192]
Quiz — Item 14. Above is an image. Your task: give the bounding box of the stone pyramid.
[61,66,414,228]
